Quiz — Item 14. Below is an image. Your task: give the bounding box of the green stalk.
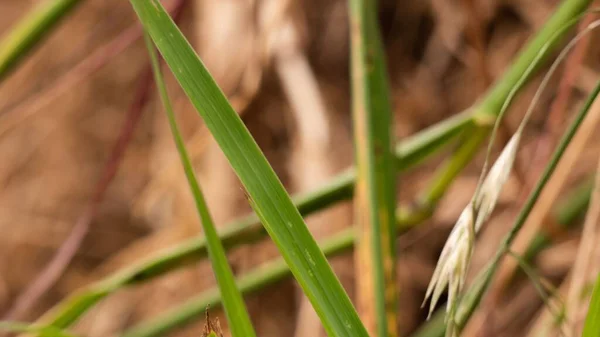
[583,273,600,337]
[419,126,489,209]
[0,322,76,337]
[230,112,470,248]
[455,79,600,333]
[31,105,463,330]
[131,1,368,335]
[31,0,590,329]
[0,0,82,81]
[121,229,356,337]
[35,208,420,332]
[523,176,593,262]
[348,0,397,334]
[412,176,594,337]
[475,0,592,118]
[411,312,446,337]
[121,173,596,337]
[419,0,592,212]
[145,34,255,337]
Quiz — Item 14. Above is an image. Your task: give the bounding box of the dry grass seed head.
[202,308,224,337]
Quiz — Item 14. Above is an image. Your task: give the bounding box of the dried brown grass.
[1,0,600,336]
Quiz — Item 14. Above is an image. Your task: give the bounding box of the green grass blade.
[30,0,589,329]
[121,229,356,337]
[423,0,592,214]
[456,79,600,331]
[31,117,462,329]
[120,174,596,337]
[348,0,397,335]
[130,1,368,336]
[395,112,472,170]
[0,0,82,81]
[475,0,591,118]
[39,204,424,332]
[583,273,600,337]
[410,311,446,337]
[523,176,593,262]
[144,34,256,337]
[0,321,77,337]
[40,140,594,337]
[414,80,600,337]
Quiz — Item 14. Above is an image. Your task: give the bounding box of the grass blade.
[130,1,368,336]
[30,0,590,329]
[144,34,256,337]
[31,0,589,326]
[0,321,77,337]
[422,0,592,214]
[121,229,356,337]
[415,79,600,337]
[583,273,600,337]
[121,175,595,337]
[0,0,82,81]
[349,0,397,334]
[474,0,592,119]
[456,79,600,332]
[31,115,463,330]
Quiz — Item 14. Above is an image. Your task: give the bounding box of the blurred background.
[0,0,599,336]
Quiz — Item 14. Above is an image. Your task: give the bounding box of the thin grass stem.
[0,0,82,81]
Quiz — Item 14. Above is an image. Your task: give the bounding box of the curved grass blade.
[121,229,355,337]
[583,273,600,337]
[130,1,368,336]
[0,321,77,337]
[27,0,589,330]
[348,0,397,334]
[121,178,595,337]
[473,0,592,119]
[415,79,600,337]
[144,34,256,337]
[0,0,82,81]
[456,79,600,332]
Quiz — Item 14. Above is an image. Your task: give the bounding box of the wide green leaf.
[129,1,368,336]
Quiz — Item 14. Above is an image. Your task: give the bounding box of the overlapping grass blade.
[583,273,600,337]
[31,0,591,328]
[31,113,465,330]
[348,0,397,335]
[144,34,256,337]
[472,0,591,119]
[129,1,368,336]
[0,0,82,81]
[0,321,76,337]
